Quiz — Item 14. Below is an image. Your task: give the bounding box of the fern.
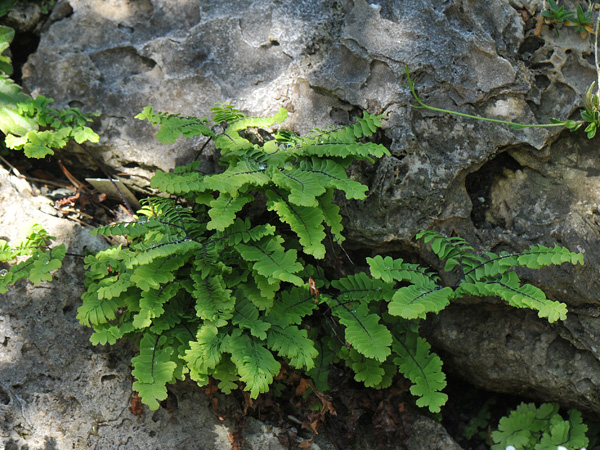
[416,230,581,323]
[6,95,99,158]
[131,333,178,410]
[80,103,582,417]
[491,402,589,450]
[0,224,66,294]
[393,327,448,413]
[80,103,389,409]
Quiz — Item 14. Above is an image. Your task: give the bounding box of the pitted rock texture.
[16,0,600,436]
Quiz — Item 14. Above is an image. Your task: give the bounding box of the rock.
[2,2,43,34]
[409,415,462,450]
[16,0,600,436]
[22,0,343,192]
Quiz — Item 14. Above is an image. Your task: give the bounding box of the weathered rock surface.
[0,169,236,449]
[10,0,600,444]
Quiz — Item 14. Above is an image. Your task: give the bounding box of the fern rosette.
[78,104,583,416]
[79,104,408,409]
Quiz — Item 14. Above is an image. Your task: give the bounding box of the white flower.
[557,447,568,450]
[505,446,516,450]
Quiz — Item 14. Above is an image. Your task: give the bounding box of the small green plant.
[0,17,99,157]
[0,21,83,296]
[76,103,583,414]
[537,1,595,38]
[4,95,100,158]
[0,224,66,293]
[541,0,575,25]
[463,398,496,443]
[491,402,589,450]
[570,4,595,38]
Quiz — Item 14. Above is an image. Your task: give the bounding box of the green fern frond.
[388,285,454,320]
[218,219,275,246]
[89,322,135,346]
[265,189,327,258]
[368,255,440,287]
[77,289,126,326]
[516,244,584,269]
[267,324,318,370]
[270,157,368,207]
[318,189,345,244]
[148,302,185,334]
[130,257,186,292]
[184,324,224,375]
[0,225,66,293]
[332,302,392,362]
[92,221,149,238]
[299,142,389,160]
[266,286,317,328]
[232,297,271,340]
[212,358,240,393]
[207,192,253,231]
[491,402,589,450]
[393,327,447,413]
[350,351,386,388]
[210,103,246,124]
[132,282,183,329]
[331,272,392,303]
[191,272,234,324]
[303,112,385,142]
[417,230,479,272]
[135,107,214,144]
[150,169,206,194]
[234,235,304,286]
[126,239,202,268]
[223,331,281,399]
[204,160,271,195]
[225,107,287,133]
[132,333,178,410]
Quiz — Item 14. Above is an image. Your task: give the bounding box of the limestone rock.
[16,0,600,435]
[409,415,462,450]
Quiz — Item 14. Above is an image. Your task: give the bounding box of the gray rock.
[16,0,600,439]
[409,415,462,450]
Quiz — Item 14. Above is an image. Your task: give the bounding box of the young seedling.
[569,4,595,39]
[537,0,575,36]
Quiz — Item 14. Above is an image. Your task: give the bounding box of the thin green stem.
[404,67,581,130]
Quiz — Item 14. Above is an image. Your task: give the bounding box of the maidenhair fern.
[0,224,66,293]
[0,21,99,157]
[491,402,589,450]
[78,103,583,415]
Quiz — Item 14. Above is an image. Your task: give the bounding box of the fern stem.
[150,334,161,378]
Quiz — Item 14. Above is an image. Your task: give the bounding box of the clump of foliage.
[492,402,589,450]
[0,14,93,294]
[76,103,583,414]
[0,16,99,157]
[538,0,594,38]
[0,224,65,293]
[5,95,100,158]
